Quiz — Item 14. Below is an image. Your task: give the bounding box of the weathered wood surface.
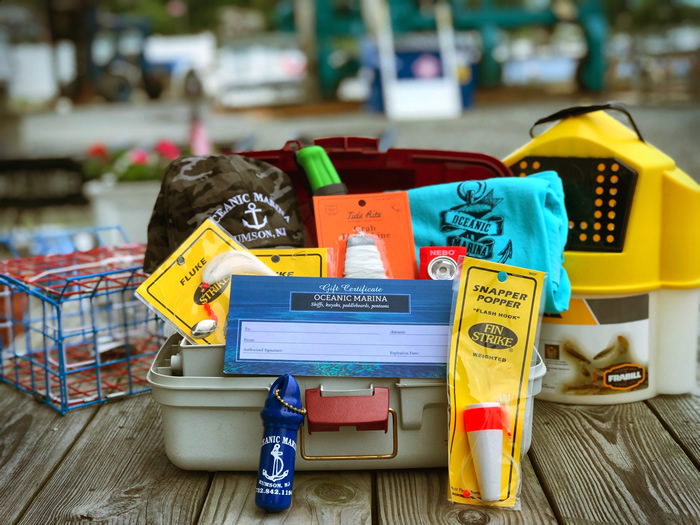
[375,458,557,525]
[15,393,211,524]
[0,387,97,524]
[647,392,700,468]
[200,471,372,524]
[2,383,699,524]
[529,400,700,525]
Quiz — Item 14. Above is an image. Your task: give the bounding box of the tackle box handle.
[304,386,390,432]
[299,386,398,461]
[529,101,645,143]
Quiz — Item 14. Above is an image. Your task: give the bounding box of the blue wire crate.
[0,244,164,414]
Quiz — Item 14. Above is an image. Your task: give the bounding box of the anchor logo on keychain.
[242,202,268,230]
[262,443,289,482]
[256,375,305,513]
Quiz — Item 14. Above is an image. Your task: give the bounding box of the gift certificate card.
[223,276,454,378]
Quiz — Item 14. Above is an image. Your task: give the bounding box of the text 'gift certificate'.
[223,276,453,378]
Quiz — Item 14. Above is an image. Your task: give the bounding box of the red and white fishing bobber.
[463,402,511,502]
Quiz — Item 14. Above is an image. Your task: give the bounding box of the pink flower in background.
[84,138,214,181]
[129,149,149,165]
[155,139,181,160]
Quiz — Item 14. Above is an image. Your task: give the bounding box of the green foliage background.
[16,0,700,35]
[98,0,279,35]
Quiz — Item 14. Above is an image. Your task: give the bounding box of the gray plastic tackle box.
[147,335,545,471]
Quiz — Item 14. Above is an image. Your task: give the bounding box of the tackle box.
[146,139,544,470]
[148,335,545,471]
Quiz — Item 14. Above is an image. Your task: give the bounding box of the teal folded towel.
[407,171,571,313]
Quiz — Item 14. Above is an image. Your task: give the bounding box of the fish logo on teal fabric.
[439,182,513,263]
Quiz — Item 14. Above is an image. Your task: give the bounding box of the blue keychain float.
[256,374,306,513]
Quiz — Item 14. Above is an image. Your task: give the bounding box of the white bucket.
[537,288,698,404]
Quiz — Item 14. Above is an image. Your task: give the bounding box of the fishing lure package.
[447,257,545,509]
[135,218,334,345]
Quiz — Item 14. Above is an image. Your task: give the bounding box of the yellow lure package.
[448,258,545,508]
[249,248,331,278]
[136,219,331,345]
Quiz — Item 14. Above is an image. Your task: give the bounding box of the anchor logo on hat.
[242,202,268,230]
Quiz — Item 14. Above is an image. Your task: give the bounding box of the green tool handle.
[296,145,347,195]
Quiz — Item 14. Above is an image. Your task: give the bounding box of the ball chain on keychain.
[274,389,307,415]
[343,231,388,279]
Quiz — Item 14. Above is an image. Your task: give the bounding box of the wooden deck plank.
[375,457,556,524]
[529,400,700,525]
[199,471,372,524]
[646,393,700,468]
[0,385,97,524]
[16,394,211,525]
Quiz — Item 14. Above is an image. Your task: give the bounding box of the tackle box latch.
[299,386,398,461]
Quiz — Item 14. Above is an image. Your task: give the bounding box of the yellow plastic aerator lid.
[504,103,699,295]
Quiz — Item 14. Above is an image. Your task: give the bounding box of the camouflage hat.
[143,155,304,273]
